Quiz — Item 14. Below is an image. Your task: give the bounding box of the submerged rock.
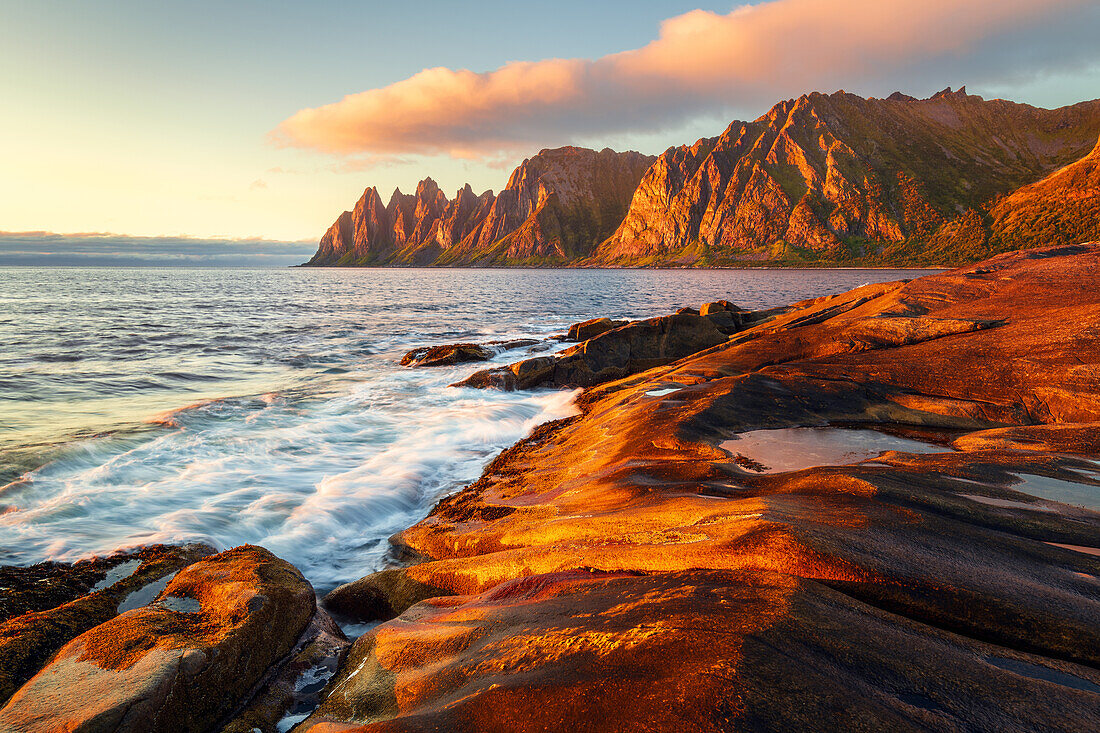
[401,339,541,368]
[0,545,315,732]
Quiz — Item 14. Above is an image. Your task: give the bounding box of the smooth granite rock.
[565,317,627,342]
[0,543,215,707]
[0,545,315,732]
[315,243,1100,731]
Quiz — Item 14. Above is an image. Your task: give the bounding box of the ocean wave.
[0,358,578,590]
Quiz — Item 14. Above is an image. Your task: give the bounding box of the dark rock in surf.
[456,313,729,390]
[401,339,541,368]
[324,567,454,623]
[565,317,627,342]
[401,343,493,367]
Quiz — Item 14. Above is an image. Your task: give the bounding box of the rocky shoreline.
[2,243,1099,731]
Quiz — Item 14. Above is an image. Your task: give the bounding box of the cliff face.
[305,89,1100,267]
[305,146,654,266]
[594,88,1100,265]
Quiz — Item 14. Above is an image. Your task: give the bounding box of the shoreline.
[301,242,1100,730]
[1,243,1098,731]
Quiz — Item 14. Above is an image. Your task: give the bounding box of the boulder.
[0,545,315,732]
[699,300,739,316]
[400,343,493,368]
[0,543,215,706]
[323,567,453,623]
[565,317,627,342]
[702,309,744,334]
[456,313,729,390]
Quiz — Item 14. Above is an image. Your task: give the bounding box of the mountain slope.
[305,89,1100,268]
[305,147,654,267]
[592,88,1100,265]
[990,134,1100,249]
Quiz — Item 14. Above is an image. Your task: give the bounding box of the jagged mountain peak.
[307,89,1100,268]
[308,145,653,266]
[596,89,1100,265]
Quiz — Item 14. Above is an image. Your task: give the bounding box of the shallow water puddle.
[156,596,202,613]
[984,656,1100,694]
[117,574,174,612]
[720,427,944,474]
[91,559,142,592]
[960,494,1057,513]
[1009,474,1100,511]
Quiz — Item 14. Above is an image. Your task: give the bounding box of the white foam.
[0,360,580,591]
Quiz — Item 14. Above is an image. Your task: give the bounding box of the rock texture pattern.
[300,244,1100,732]
[0,545,330,733]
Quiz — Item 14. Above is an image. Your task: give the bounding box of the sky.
[1,0,1099,263]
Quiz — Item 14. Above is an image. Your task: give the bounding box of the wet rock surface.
[401,339,540,368]
[309,244,1100,731]
[0,543,215,707]
[400,343,493,368]
[456,311,734,390]
[0,545,316,732]
[220,606,349,733]
[323,567,454,624]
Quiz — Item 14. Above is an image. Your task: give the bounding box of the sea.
[0,266,932,594]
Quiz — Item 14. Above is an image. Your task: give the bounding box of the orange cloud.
[273,0,1097,159]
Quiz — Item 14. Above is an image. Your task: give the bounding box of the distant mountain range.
[304,88,1100,268]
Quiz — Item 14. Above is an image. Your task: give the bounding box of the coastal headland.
[2,243,1099,731]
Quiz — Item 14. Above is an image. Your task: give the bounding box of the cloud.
[249,178,268,191]
[273,0,1100,159]
[0,231,315,267]
[329,153,417,174]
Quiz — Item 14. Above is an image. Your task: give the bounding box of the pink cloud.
[273,0,1097,159]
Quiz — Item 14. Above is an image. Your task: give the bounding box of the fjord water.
[0,266,930,592]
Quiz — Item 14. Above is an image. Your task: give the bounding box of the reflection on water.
[1008,474,1100,511]
[0,266,931,590]
[720,427,945,473]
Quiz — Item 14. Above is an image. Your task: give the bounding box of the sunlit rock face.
[307,89,1100,268]
[0,544,215,707]
[305,146,655,267]
[303,243,1100,731]
[595,89,1100,265]
[0,546,322,733]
